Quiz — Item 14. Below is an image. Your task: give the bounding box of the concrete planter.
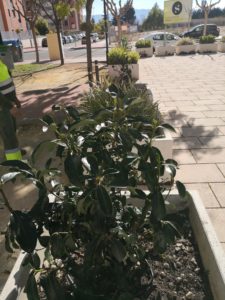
[2,191,225,300]
[155,45,175,56]
[198,43,217,53]
[218,42,225,53]
[136,47,153,57]
[152,129,173,160]
[176,44,196,55]
[108,64,139,80]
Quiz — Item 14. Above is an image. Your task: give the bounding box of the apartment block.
[0,0,27,38]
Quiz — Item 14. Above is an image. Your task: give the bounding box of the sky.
[92,0,225,15]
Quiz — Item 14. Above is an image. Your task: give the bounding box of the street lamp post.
[103,0,109,65]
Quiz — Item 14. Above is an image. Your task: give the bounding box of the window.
[12,9,16,17]
[8,9,11,16]
[153,34,164,41]
[166,34,174,40]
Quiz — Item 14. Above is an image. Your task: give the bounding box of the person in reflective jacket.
[0,59,22,160]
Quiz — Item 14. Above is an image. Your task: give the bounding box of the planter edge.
[188,190,225,300]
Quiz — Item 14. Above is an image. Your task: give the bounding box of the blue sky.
[92,0,225,15]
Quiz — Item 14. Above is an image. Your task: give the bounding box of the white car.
[142,32,180,50]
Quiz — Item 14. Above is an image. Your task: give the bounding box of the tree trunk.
[203,9,208,36]
[117,16,122,44]
[31,22,39,63]
[56,22,64,65]
[86,0,94,85]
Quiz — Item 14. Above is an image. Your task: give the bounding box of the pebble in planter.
[218,36,225,53]
[198,35,217,54]
[135,39,153,57]
[175,37,196,55]
[108,47,140,80]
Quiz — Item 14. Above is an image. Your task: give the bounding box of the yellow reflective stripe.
[0,62,10,82]
[5,150,22,160]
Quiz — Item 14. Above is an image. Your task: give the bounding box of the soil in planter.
[145,211,213,300]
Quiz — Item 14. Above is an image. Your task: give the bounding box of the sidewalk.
[138,53,225,253]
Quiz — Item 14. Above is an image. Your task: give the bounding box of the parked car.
[91,33,99,42]
[42,38,48,47]
[67,35,74,43]
[142,32,180,50]
[81,35,94,44]
[180,24,220,38]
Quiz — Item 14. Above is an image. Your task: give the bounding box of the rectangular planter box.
[176,44,196,55]
[108,64,139,81]
[152,128,173,160]
[2,191,225,300]
[155,45,175,56]
[136,47,153,57]
[198,43,218,53]
[218,42,225,53]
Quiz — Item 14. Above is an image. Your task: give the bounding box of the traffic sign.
[164,0,193,24]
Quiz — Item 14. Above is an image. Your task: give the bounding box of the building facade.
[63,10,82,33]
[0,0,28,39]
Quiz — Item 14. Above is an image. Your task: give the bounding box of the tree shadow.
[165,109,223,156]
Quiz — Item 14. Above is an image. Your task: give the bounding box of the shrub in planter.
[154,45,175,56]
[135,40,153,57]
[108,47,140,80]
[198,35,217,53]
[0,96,189,299]
[176,37,196,55]
[218,36,225,52]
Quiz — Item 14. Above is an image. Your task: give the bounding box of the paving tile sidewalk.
[139,53,225,252]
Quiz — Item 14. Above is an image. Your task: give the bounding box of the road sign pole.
[103,0,109,65]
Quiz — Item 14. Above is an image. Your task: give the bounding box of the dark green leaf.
[25,272,40,300]
[31,252,41,269]
[0,160,32,170]
[176,181,186,198]
[11,211,37,253]
[95,185,112,216]
[119,129,133,152]
[151,192,166,222]
[111,239,126,262]
[165,159,178,167]
[1,172,21,184]
[69,119,97,132]
[161,123,176,133]
[40,271,65,300]
[38,236,50,248]
[50,233,66,258]
[64,154,84,186]
[42,114,54,126]
[65,106,80,121]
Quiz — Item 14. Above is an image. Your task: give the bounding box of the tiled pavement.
[139,53,225,252]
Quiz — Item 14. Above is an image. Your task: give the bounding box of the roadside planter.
[155,45,175,56]
[198,35,217,53]
[2,191,225,300]
[108,47,140,80]
[108,63,139,81]
[217,36,225,52]
[135,40,153,57]
[175,38,196,55]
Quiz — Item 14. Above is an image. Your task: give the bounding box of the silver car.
[142,32,180,50]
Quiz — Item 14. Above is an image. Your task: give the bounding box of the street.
[23,40,107,63]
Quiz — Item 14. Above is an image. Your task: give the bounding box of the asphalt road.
[23,42,107,63]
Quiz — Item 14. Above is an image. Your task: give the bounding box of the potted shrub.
[135,39,153,57]
[198,35,217,53]
[108,47,140,80]
[218,36,225,53]
[0,97,195,299]
[175,37,196,55]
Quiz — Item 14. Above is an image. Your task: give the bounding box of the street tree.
[39,0,73,65]
[196,0,221,35]
[123,4,136,25]
[105,0,133,43]
[35,17,49,35]
[12,0,40,63]
[76,0,95,84]
[142,3,163,31]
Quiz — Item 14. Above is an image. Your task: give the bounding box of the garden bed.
[1,191,225,299]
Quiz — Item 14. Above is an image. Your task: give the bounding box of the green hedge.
[199,35,215,44]
[135,39,151,48]
[176,37,194,46]
[108,47,140,65]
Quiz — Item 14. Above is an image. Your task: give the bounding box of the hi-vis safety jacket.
[0,60,15,96]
